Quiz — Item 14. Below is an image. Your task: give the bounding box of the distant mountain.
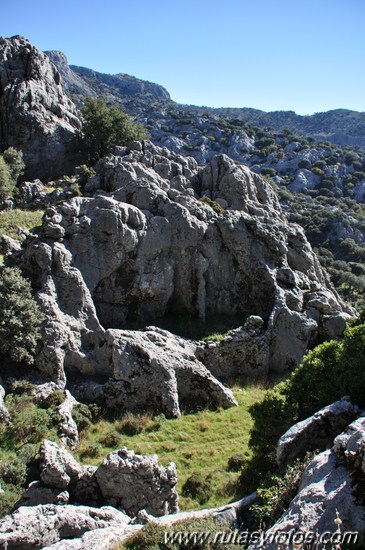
[45,50,365,149]
[45,50,171,105]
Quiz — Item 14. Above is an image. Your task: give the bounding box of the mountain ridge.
[45,49,365,148]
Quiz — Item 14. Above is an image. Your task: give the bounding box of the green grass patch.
[75,385,266,510]
[0,209,44,241]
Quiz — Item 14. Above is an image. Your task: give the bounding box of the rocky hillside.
[1,35,365,548]
[0,37,82,180]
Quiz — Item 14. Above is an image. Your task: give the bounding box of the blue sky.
[1,0,364,115]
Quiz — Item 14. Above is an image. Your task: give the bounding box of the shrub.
[116,412,147,436]
[198,196,224,214]
[181,472,212,504]
[2,147,25,183]
[0,267,45,364]
[120,517,238,550]
[5,394,52,444]
[251,453,315,529]
[0,457,26,486]
[79,98,149,163]
[72,403,93,433]
[98,432,120,448]
[227,453,246,472]
[75,164,96,184]
[81,442,102,459]
[69,182,82,197]
[242,313,365,492]
[0,156,15,202]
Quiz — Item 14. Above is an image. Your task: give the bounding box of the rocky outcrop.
[0,504,133,549]
[19,142,353,403]
[103,327,237,417]
[1,493,258,550]
[29,441,178,517]
[95,448,178,517]
[0,36,81,179]
[276,399,361,467]
[56,390,79,450]
[251,416,365,549]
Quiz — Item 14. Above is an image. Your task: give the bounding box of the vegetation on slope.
[239,311,365,501]
[74,386,266,511]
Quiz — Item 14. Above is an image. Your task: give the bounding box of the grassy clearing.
[75,385,266,510]
[0,209,44,241]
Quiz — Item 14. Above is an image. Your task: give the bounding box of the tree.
[2,147,25,183]
[80,98,149,163]
[0,148,24,202]
[0,267,44,364]
[0,156,15,202]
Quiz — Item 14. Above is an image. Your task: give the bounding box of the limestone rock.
[40,440,84,489]
[277,399,361,467]
[0,36,81,179]
[252,414,365,549]
[95,447,179,517]
[15,481,69,508]
[103,327,237,417]
[57,390,79,450]
[18,142,353,404]
[0,383,10,423]
[196,316,270,382]
[255,449,365,549]
[0,504,130,549]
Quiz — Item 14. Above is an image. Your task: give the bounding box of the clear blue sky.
[1,0,364,115]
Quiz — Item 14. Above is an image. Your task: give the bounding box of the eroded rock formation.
[18,141,353,414]
[0,35,81,179]
[19,440,178,518]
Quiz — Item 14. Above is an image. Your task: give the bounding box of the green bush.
[241,313,365,493]
[79,98,149,163]
[2,147,25,183]
[0,156,15,202]
[72,403,93,433]
[251,453,315,529]
[98,432,120,448]
[75,164,96,184]
[198,196,224,214]
[81,441,102,459]
[227,453,246,472]
[181,472,212,504]
[0,267,45,364]
[0,457,26,486]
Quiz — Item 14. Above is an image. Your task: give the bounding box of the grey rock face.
[25,441,178,517]
[0,36,81,179]
[103,327,237,417]
[40,440,84,489]
[0,504,131,549]
[276,399,361,467]
[19,142,353,400]
[57,390,79,450]
[251,414,365,549]
[95,447,179,517]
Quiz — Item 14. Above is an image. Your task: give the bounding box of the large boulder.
[95,447,178,517]
[103,326,237,417]
[0,36,81,179]
[276,399,361,467]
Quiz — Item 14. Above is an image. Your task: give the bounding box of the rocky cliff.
[13,141,352,414]
[0,36,81,179]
